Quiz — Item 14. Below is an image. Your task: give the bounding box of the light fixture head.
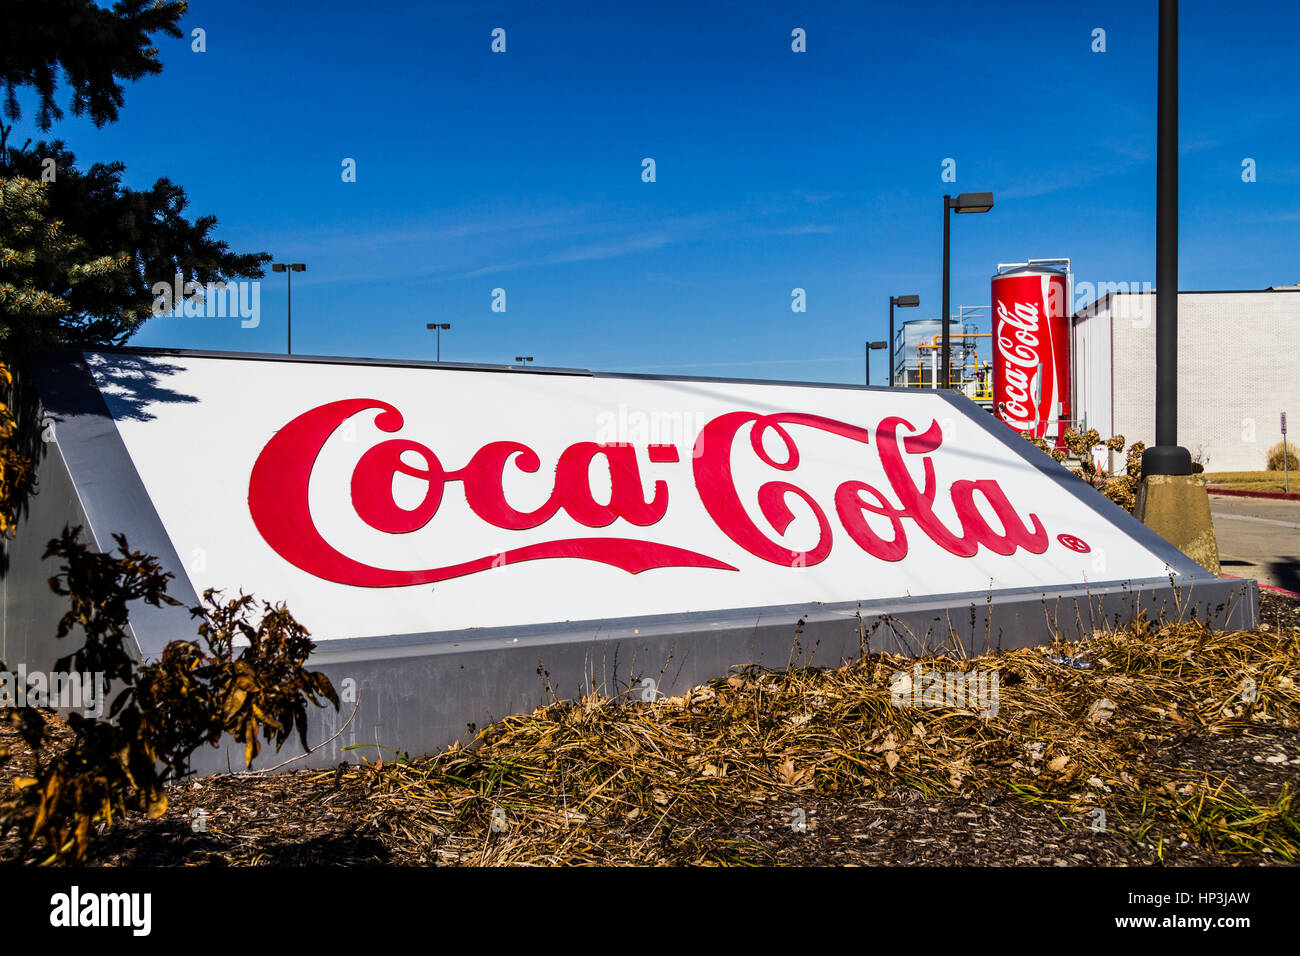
[951,192,994,214]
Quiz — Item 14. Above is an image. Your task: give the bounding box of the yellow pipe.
[907,353,993,395]
[916,332,992,349]
[903,333,992,391]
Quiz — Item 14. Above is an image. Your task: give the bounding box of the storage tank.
[895,318,979,388]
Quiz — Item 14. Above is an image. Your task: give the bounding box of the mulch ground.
[3,591,1298,867]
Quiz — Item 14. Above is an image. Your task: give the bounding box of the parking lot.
[1210,493,1300,593]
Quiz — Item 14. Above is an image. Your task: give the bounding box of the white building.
[1072,287,1300,472]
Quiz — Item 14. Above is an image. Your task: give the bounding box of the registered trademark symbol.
[1057,533,1090,553]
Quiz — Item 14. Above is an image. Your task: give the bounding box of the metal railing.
[897,346,993,398]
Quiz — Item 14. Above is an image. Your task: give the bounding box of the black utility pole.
[1143,0,1191,475]
[941,200,951,387]
[889,294,919,387]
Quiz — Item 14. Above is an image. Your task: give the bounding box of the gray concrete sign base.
[182,573,1254,774]
[1135,475,1221,575]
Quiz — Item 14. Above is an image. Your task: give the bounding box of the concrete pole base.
[1134,474,1221,575]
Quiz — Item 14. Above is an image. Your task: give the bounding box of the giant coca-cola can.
[992,266,1070,443]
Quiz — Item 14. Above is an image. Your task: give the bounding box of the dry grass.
[1205,471,1295,493]
[324,613,1300,865]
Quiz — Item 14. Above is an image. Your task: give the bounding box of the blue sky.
[19,0,1300,383]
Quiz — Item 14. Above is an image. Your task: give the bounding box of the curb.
[1207,487,1300,501]
[1221,574,1300,599]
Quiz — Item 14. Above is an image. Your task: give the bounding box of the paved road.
[1209,494,1300,593]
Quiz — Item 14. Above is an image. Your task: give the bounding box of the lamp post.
[426,322,450,362]
[1143,0,1191,476]
[864,341,887,386]
[1130,0,1218,576]
[270,262,305,354]
[515,355,534,365]
[889,294,919,386]
[941,192,993,388]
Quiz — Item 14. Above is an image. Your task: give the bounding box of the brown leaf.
[777,758,808,786]
[223,686,248,721]
[1087,698,1117,725]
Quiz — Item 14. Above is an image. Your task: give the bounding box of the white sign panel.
[86,353,1175,642]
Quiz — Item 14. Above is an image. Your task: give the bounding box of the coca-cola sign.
[248,402,1054,587]
[88,354,1175,641]
[992,269,1070,442]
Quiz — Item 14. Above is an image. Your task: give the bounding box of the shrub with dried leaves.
[1020,428,1145,514]
[0,527,337,864]
[0,363,33,537]
[1267,441,1298,473]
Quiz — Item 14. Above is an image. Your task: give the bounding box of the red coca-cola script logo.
[247,400,1056,588]
[995,297,1045,430]
[992,272,1070,442]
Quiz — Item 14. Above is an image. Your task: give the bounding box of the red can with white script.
[991,266,1070,444]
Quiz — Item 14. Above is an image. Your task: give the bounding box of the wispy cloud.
[996,154,1149,200]
[458,229,683,278]
[264,200,840,288]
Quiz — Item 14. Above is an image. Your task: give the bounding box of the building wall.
[1101,291,1300,472]
[1072,295,1115,440]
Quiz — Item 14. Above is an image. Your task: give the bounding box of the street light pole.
[1131,0,1217,575]
[889,294,919,386]
[941,193,993,388]
[1143,0,1191,476]
[426,322,451,361]
[889,298,896,386]
[941,199,951,388]
[864,341,887,386]
[270,262,306,354]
